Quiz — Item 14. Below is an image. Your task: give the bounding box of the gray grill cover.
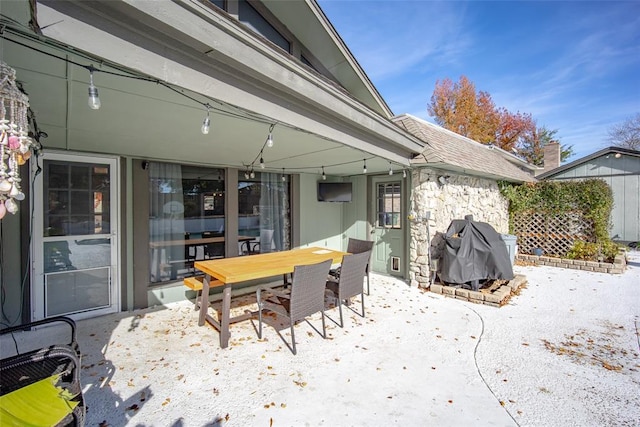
[438,218,514,284]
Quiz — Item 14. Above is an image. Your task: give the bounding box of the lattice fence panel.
[512,211,594,256]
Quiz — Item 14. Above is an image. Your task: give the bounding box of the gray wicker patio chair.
[0,316,85,426]
[325,251,370,327]
[330,238,374,294]
[256,259,332,355]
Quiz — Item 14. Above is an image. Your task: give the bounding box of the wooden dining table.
[194,246,348,348]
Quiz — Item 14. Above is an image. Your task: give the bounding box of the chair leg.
[290,322,296,355]
[366,272,370,295]
[338,300,344,328]
[258,306,263,339]
[321,309,326,338]
[360,292,365,318]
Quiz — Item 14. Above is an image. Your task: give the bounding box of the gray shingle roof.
[392,114,537,183]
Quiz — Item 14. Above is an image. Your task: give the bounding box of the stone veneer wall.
[409,169,510,288]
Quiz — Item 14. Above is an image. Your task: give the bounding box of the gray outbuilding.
[537,147,640,244]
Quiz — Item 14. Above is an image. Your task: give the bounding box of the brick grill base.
[429,274,527,307]
[428,252,627,307]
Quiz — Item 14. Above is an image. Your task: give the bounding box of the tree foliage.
[607,113,640,150]
[518,126,574,166]
[427,75,573,165]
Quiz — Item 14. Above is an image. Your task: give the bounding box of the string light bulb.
[260,157,265,169]
[281,168,286,182]
[363,159,367,174]
[267,132,273,148]
[250,169,255,179]
[402,169,407,178]
[87,68,101,110]
[201,105,211,135]
[388,162,393,175]
[322,166,326,180]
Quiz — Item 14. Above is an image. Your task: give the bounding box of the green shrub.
[601,240,622,262]
[565,239,620,263]
[566,240,599,261]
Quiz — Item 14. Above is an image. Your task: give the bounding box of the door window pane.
[70,165,90,189]
[44,238,111,273]
[376,182,402,229]
[44,161,111,237]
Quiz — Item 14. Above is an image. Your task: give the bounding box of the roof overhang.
[4,0,424,176]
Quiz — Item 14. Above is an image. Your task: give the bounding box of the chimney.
[541,141,561,174]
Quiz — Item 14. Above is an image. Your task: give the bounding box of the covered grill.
[437,216,514,291]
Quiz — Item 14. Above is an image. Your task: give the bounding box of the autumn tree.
[428,76,499,144]
[495,108,535,152]
[428,75,537,152]
[518,126,574,166]
[607,113,640,150]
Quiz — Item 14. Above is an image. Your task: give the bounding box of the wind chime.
[0,61,34,219]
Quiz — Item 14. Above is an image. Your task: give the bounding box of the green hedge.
[500,179,613,242]
[500,180,617,260]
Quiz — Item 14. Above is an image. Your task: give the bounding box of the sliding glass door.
[238,171,290,255]
[148,162,225,284]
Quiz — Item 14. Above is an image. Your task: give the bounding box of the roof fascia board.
[410,162,532,183]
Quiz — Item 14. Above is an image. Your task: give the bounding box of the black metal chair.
[325,251,370,327]
[0,316,85,426]
[202,231,225,259]
[256,259,332,355]
[243,229,275,255]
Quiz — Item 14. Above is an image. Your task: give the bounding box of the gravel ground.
[3,251,638,426]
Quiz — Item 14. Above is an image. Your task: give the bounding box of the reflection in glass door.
[33,153,119,320]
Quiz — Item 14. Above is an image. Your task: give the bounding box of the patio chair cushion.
[0,317,85,426]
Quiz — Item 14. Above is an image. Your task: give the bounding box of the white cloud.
[324,1,473,81]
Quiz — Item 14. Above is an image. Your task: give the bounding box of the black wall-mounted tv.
[317,182,352,202]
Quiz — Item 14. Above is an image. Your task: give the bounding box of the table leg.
[198,275,211,327]
[220,284,232,348]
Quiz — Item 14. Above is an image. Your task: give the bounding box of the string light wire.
[1,25,411,176]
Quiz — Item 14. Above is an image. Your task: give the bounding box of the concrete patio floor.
[3,251,639,426]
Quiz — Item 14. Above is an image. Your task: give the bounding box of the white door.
[32,152,120,321]
[371,176,405,276]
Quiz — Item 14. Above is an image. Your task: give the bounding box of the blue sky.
[317,0,640,162]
